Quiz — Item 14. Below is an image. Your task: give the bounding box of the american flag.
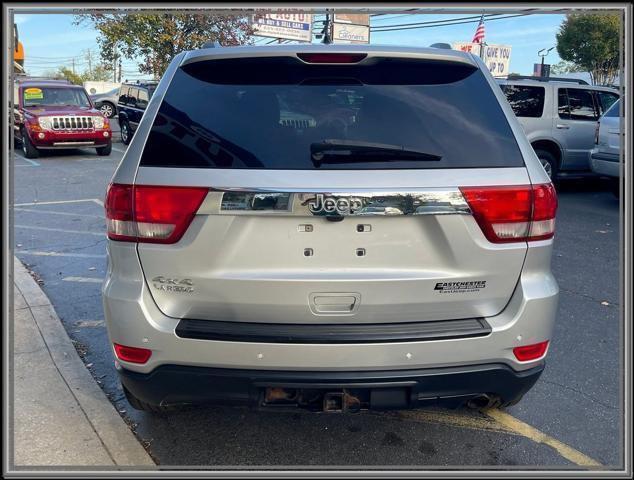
[472,15,485,44]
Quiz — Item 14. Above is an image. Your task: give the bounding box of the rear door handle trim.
[556,124,570,129]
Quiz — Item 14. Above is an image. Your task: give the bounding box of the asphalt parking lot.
[11,144,622,469]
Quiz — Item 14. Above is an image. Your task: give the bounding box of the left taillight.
[459,183,558,243]
[113,343,152,364]
[105,183,208,244]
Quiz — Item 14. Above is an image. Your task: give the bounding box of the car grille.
[51,116,94,131]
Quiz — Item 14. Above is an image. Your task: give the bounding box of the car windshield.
[23,87,91,108]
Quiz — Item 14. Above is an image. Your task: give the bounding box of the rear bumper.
[103,242,558,375]
[118,362,544,409]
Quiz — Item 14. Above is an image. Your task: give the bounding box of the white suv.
[499,76,619,179]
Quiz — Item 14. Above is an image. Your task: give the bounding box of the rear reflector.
[459,183,557,243]
[513,340,549,362]
[297,53,367,64]
[113,343,152,364]
[105,183,208,244]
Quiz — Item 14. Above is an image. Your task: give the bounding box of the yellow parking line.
[383,408,603,468]
[485,409,602,467]
[391,409,514,434]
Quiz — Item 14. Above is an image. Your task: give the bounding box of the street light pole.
[537,46,555,77]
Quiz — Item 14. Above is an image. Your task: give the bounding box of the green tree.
[550,61,584,75]
[40,64,114,85]
[556,13,620,85]
[75,13,254,79]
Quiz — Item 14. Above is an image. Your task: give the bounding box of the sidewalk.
[12,257,154,468]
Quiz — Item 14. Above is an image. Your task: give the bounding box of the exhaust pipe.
[467,394,496,410]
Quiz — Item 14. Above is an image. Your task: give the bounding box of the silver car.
[103,45,559,413]
[590,99,622,196]
[90,87,120,119]
[499,77,619,179]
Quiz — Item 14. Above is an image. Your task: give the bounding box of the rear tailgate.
[131,51,531,325]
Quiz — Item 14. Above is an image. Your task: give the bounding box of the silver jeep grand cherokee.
[103,45,559,413]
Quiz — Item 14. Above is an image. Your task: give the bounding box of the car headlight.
[38,117,54,130]
[92,116,105,129]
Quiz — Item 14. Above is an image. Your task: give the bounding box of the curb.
[13,257,155,468]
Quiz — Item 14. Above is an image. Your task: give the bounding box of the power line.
[372,13,532,32]
[372,14,494,30]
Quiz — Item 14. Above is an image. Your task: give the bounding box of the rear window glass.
[140,56,524,170]
[558,88,599,121]
[597,91,619,115]
[501,84,545,118]
[604,99,620,118]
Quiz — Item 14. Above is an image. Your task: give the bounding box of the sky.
[14,11,566,79]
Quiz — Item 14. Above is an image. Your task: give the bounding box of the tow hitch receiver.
[324,390,362,413]
[262,387,364,412]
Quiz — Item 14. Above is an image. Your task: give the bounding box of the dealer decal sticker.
[434,281,486,294]
[24,88,44,100]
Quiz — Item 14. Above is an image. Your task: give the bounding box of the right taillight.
[105,183,208,244]
[460,183,557,243]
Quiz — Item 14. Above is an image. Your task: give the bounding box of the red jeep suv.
[13,78,112,158]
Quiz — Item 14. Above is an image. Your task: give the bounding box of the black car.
[117,80,158,145]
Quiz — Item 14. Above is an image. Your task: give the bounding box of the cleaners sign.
[452,42,512,76]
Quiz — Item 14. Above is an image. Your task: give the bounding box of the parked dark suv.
[117,80,158,145]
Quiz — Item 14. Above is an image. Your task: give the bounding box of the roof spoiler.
[201,41,222,49]
[506,74,589,85]
[429,43,452,49]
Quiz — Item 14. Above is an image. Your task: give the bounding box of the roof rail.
[201,41,222,49]
[123,79,159,85]
[506,74,589,85]
[429,43,452,49]
[15,76,72,84]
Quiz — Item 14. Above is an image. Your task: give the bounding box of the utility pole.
[322,11,332,44]
[86,49,92,76]
[117,59,122,83]
[113,44,118,82]
[71,57,75,75]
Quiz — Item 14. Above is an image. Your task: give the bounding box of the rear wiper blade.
[310,139,442,167]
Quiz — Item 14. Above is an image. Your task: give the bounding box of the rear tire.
[120,120,132,145]
[21,129,40,159]
[534,149,558,181]
[122,385,176,414]
[96,142,112,156]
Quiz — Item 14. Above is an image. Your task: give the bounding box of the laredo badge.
[152,276,194,293]
[434,281,486,294]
